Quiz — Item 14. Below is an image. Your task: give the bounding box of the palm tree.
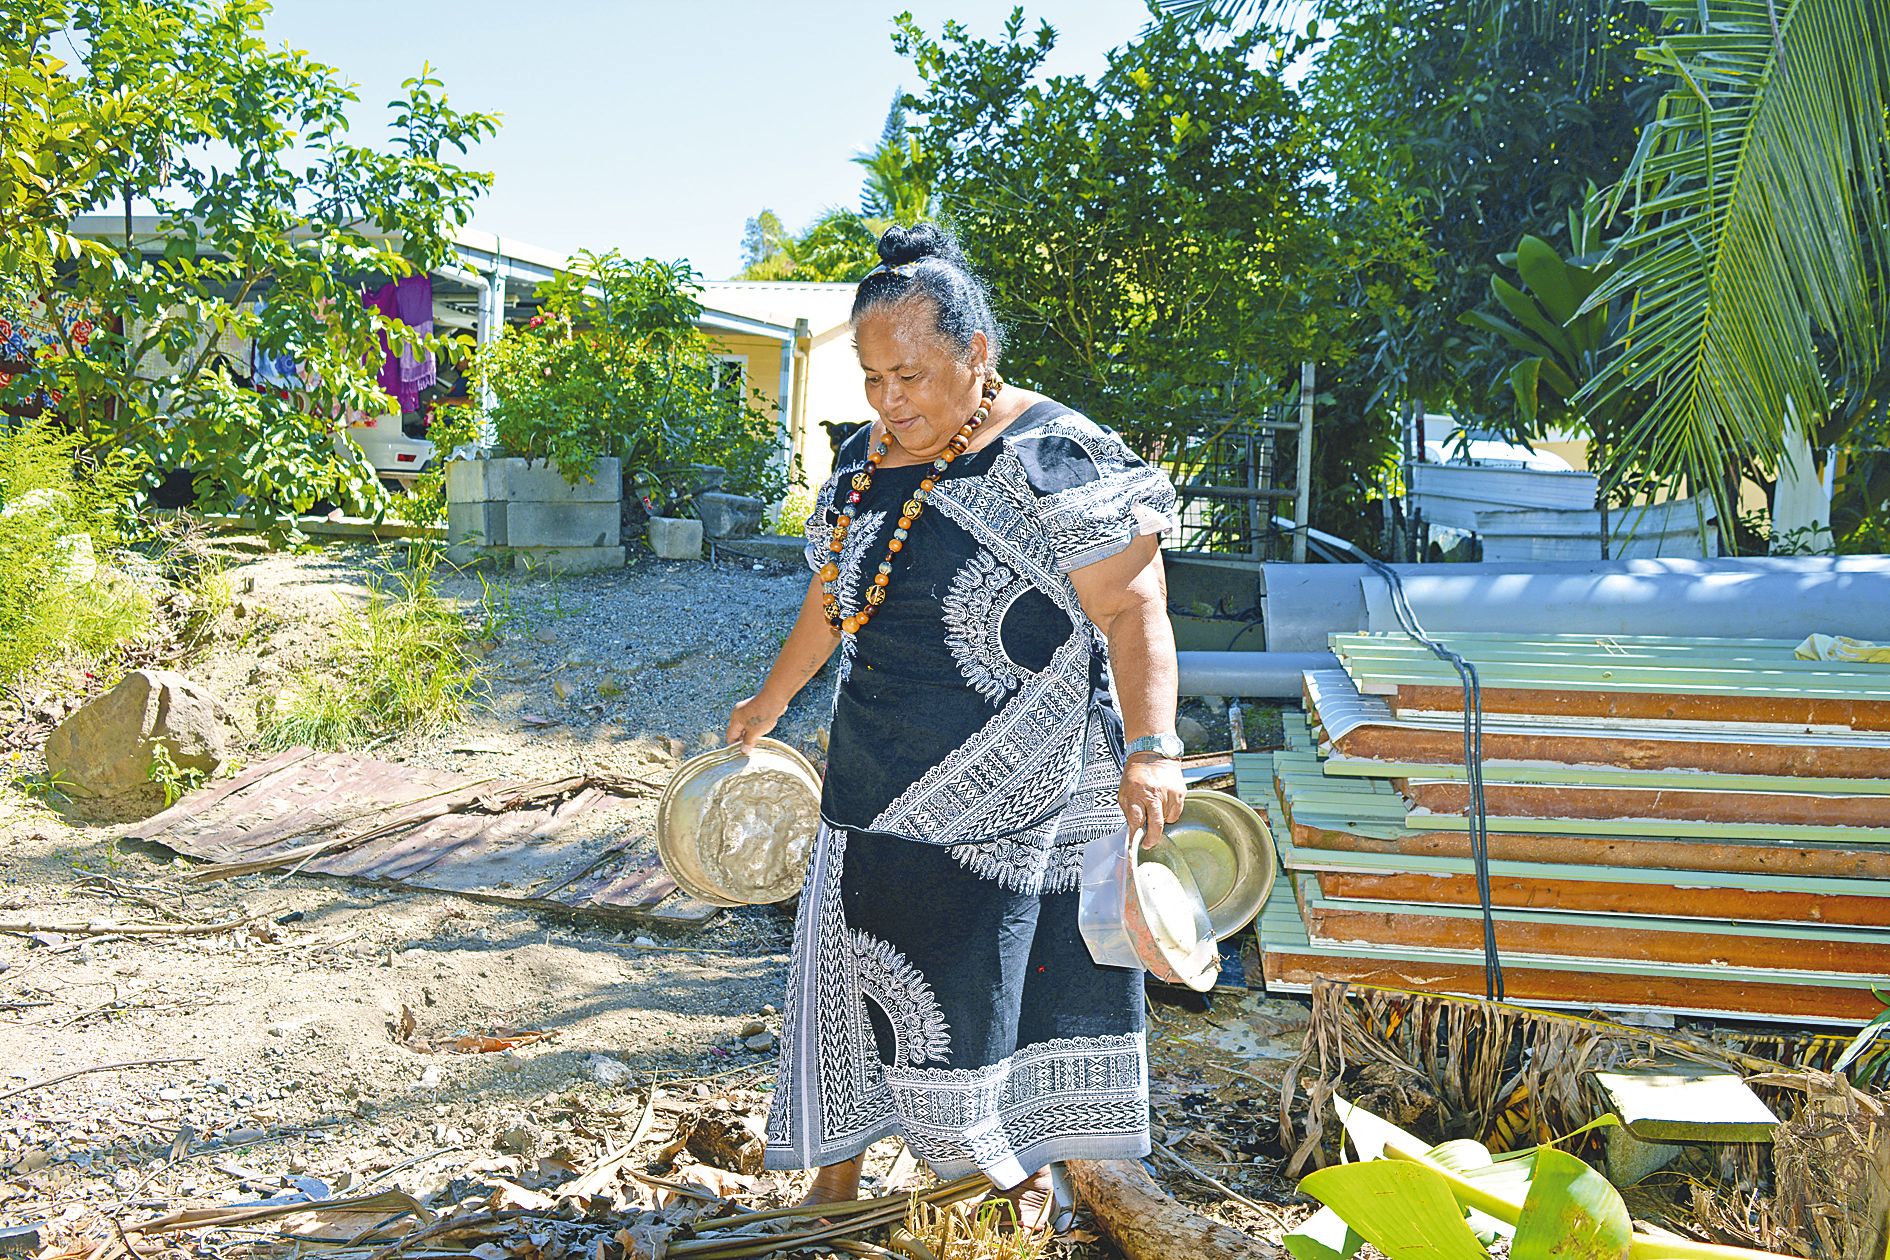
[1584,0,1890,527]
[1163,0,1890,540]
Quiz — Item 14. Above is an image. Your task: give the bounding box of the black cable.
[1356,554,1504,1001]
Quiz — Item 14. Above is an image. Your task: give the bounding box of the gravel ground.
[0,539,1309,1254]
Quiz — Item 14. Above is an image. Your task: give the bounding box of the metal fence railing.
[1167,363,1315,562]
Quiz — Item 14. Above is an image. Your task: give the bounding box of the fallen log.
[1067,1158,1282,1260]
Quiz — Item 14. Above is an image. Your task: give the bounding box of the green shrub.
[478,250,789,507]
[260,544,485,750]
[0,420,149,687]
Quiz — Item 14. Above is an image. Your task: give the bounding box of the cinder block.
[505,501,620,549]
[511,546,625,575]
[647,516,704,560]
[444,456,502,505]
[500,457,621,504]
[698,491,765,539]
[447,499,508,550]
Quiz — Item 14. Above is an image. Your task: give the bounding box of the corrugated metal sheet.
[1246,631,1890,1024]
[124,748,716,926]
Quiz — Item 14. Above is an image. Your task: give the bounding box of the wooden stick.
[0,1057,204,1102]
[1151,1142,1282,1221]
[0,915,263,938]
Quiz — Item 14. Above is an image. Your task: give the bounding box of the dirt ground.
[0,541,1314,1257]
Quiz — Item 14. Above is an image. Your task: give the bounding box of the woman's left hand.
[1120,754,1186,849]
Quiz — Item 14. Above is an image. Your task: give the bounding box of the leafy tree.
[894,8,1431,463]
[1160,0,1662,427]
[1465,184,1654,552]
[1,0,498,523]
[739,209,788,272]
[732,91,932,283]
[1583,0,1890,533]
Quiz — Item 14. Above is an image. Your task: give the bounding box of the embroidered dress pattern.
[768,401,1178,1189]
[940,551,1031,703]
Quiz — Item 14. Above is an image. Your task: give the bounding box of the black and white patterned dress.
[763,400,1179,1189]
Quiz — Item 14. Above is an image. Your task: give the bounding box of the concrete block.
[499,457,621,504]
[447,500,508,551]
[506,501,621,549]
[511,546,625,575]
[444,457,503,504]
[647,516,704,561]
[698,491,765,539]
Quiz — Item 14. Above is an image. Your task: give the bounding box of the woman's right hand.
[726,691,786,751]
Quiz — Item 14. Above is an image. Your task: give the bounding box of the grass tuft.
[260,543,488,750]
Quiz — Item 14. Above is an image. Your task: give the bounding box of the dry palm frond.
[1763,1070,1890,1260]
[1277,980,1775,1175]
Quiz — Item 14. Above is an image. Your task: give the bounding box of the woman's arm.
[726,572,843,750]
[1069,534,1187,847]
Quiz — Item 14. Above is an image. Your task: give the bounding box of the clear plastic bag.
[1077,825,1143,972]
[1077,825,1219,990]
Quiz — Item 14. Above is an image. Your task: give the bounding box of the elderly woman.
[726,223,1185,1228]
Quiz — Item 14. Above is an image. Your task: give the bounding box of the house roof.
[698,281,857,336]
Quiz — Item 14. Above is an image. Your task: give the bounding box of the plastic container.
[1078,826,1220,991]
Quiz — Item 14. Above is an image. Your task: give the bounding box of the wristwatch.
[1124,732,1184,760]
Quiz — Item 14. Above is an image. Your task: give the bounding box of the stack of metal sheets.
[1236,632,1890,1024]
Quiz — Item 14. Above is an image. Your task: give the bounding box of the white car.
[335,414,435,488]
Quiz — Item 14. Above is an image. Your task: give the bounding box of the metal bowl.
[1167,789,1277,940]
[655,739,821,907]
[1124,832,1221,991]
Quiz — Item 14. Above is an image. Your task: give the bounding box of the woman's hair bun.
[876,222,962,268]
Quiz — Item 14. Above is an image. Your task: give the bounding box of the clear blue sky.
[260,0,1166,280]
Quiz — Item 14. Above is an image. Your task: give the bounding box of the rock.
[13,1148,50,1173]
[44,670,238,799]
[743,1032,777,1054]
[586,1054,632,1088]
[697,493,765,540]
[495,1123,540,1156]
[680,1111,764,1175]
[1175,715,1213,751]
[419,1066,441,1089]
[737,1019,766,1038]
[223,1127,266,1145]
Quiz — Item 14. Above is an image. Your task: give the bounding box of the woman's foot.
[797,1154,865,1210]
[987,1165,1070,1235]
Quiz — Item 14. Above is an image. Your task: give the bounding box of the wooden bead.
[818,562,839,581]
[865,586,886,605]
[843,616,861,634]
[903,499,922,518]
[887,539,903,553]
[873,573,890,586]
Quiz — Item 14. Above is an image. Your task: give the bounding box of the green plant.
[478,250,788,504]
[770,483,817,536]
[1296,1096,1795,1260]
[146,742,206,807]
[3,0,498,526]
[0,419,149,688]
[1585,0,1890,536]
[1463,184,1662,552]
[259,544,483,750]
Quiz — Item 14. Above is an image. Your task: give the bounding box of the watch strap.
[1124,732,1183,759]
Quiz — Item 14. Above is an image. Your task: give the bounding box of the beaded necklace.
[820,373,1003,633]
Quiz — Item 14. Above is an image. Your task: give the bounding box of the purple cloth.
[364,275,434,412]
[394,274,436,393]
